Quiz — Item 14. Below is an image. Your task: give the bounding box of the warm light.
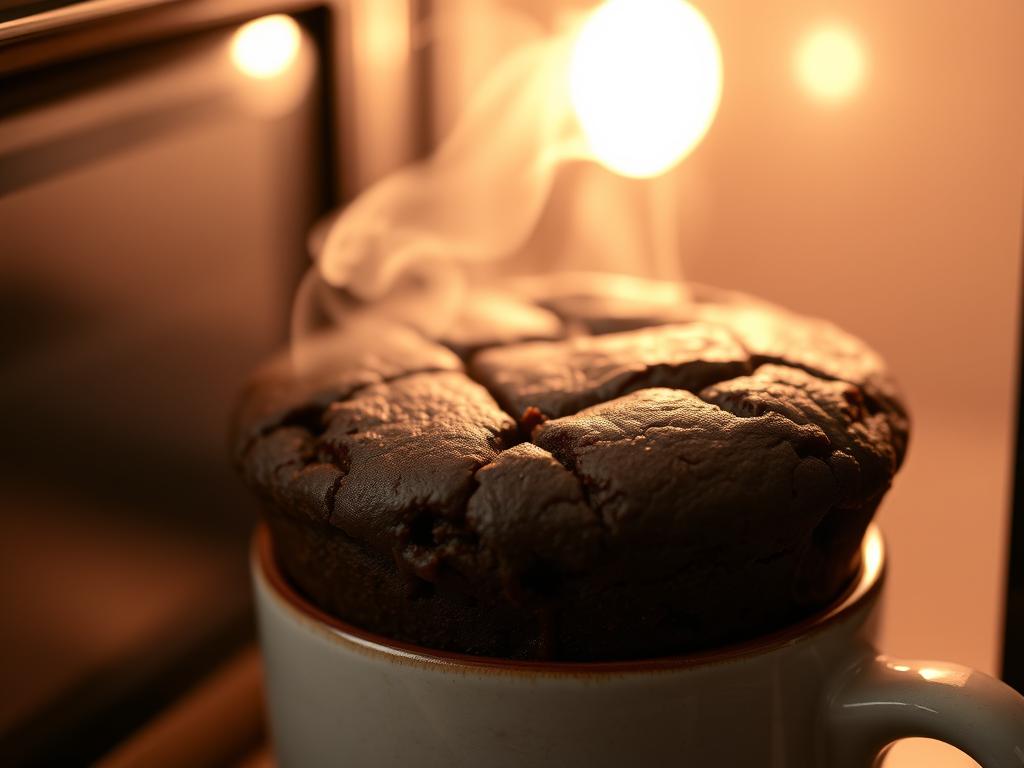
[887,661,970,686]
[863,525,883,581]
[918,666,970,686]
[231,15,302,80]
[569,0,722,179]
[795,24,866,104]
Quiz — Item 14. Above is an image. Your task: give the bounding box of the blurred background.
[0,0,1022,765]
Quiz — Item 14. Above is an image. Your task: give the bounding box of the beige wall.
[678,0,1024,682]
[675,9,1024,759]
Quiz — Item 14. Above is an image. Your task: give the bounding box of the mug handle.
[825,651,1024,767]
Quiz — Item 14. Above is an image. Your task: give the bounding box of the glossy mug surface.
[253,525,1024,767]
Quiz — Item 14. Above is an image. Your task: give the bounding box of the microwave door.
[0,17,326,765]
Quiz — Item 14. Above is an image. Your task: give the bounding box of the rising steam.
[294,20,587,342]
[293,0,720,351]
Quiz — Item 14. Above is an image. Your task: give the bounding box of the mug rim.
[254,523,885,675]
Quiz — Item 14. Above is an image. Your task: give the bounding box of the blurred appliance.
[0,1,362,763]
[1004,265,1024,693]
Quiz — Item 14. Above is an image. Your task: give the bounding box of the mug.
[253,524,1024,766]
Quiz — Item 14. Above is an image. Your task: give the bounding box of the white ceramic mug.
[253,524,1024,767]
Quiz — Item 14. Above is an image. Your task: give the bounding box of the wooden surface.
[97,647,265,768]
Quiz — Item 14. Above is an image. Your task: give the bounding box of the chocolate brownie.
[233,277,908,660]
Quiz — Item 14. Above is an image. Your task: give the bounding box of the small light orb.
[795,24,866,104]
[231,15,302,80]
[569,0,723,179]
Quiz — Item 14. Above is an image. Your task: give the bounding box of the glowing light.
[918,666,970,686]
[231,15,302,80]
[863,526,883,580]
[795,24,866,104]
[891,664,911,672]
[569,0,722,179]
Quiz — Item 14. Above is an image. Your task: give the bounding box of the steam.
[294,20,588,342]
[291,0,718,353]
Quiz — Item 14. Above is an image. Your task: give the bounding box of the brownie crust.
[234,278,908,660]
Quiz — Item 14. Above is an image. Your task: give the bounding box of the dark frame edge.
[1001,187,1024,693]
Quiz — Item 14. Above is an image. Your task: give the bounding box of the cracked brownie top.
[233,277,908,660]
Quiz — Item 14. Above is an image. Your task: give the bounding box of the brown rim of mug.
[254,522,886,674]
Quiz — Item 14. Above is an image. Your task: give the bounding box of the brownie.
[233,277,909,660]
[470,322,751,422]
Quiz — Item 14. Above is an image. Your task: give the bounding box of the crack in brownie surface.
[470,322,752,423]
[318,370,518,548]
[233,321,463,457]
[233,280,909,660]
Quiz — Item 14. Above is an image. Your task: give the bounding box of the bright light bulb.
[795,24,866,104]
[569,0,722,179]
[231,15,302,80]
